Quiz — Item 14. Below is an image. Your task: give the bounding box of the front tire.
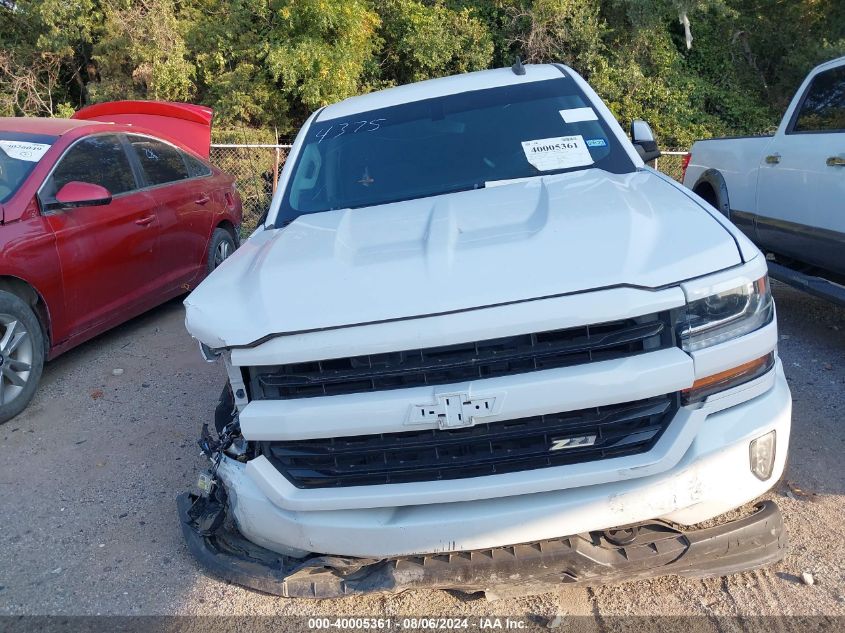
[0,291,45,424]
[207,227,236,274]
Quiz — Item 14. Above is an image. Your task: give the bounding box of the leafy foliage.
[0,0,843,144]
[92,0,195,102]
[376,0,493,85]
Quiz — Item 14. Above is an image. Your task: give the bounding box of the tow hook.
[603,526,639,546]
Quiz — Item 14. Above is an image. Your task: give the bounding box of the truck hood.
[186,169,741,348]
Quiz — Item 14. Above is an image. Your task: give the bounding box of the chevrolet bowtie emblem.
[408,392,499,430]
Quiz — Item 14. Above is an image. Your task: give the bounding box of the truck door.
[756,63,845,275]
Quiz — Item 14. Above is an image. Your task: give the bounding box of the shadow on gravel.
[39,296,188,385]
[0,295,224,615]
[771,282,845,499]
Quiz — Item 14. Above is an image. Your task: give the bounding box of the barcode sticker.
[521,135,594,171]
[0,140,51,162]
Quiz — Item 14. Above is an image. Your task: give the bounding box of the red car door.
[126,135,213,291]
[41,134,162,336]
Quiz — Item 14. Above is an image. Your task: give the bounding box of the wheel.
[695,184,719,208]
[207,227,236,273]
[694,171,732,220]
[0,291,45,424]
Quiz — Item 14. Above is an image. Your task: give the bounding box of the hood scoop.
[185,169,740,347]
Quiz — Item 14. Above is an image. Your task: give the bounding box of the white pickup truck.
[683,56,845,305]
[178,62,791,598]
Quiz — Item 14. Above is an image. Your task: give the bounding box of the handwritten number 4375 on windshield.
[314,119,387,143]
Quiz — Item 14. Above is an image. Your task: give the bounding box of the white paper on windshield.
[521,135,593,171]
[0,140,51,162]
[559,107,598,123]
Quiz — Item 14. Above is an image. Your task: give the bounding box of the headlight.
[679,275,773,351]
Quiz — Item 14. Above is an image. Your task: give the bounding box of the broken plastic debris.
[786,481,822,502]
[196,471,215,497]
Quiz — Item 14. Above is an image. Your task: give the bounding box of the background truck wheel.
[207,227,236,273]
[0,290,45,425]
[693,169,732,220]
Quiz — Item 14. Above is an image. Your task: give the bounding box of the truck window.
[278,78,634,225]
[792,66,845,133]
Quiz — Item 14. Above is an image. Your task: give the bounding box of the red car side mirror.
[51,181,113,210]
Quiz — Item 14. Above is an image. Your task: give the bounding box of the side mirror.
[47,181,112,211]
[630,120,662,163]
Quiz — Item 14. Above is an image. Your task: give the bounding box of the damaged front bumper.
[177,491,786,598]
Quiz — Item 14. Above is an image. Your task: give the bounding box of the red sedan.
[0,101,242,423]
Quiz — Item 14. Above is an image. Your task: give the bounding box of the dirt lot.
[1,282,843,622]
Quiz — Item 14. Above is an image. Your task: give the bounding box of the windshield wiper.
[277,181,490,226]
[343,182,487,210]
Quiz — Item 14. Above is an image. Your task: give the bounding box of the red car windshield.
[0,132,56,203]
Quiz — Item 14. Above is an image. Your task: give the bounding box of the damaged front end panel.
[179,383,787,598]
[178,487,785,599]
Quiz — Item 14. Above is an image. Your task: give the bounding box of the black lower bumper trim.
[176,493,787,598]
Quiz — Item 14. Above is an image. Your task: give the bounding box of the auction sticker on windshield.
[0,140,51,162]
[521,135,593,171]
[559,107,598,123]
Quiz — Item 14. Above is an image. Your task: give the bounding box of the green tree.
[1,0,843,146]
[505,0,605,72]
[30,0,101,104]
[375,0,494,85]
[0,0,98,114]
[91,0,195,102]
[187,0,380,132]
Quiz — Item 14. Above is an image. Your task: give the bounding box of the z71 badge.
[549,434,597,451]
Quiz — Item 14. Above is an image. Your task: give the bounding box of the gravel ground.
[0,282,843,621]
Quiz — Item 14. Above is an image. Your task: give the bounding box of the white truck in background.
[683,56,845,305]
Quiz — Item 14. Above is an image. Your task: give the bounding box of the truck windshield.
[0,132,55,203]
[278,77,635,226]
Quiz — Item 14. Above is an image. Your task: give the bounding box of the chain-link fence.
[209,144,689,233]
[654,150,689,182]
[209,144,291,231]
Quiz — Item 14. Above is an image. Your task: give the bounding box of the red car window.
[128,136,190,186]
[182,152,212,178]
[45,134,137,198]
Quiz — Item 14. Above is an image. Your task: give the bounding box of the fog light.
[749,430,776,481]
